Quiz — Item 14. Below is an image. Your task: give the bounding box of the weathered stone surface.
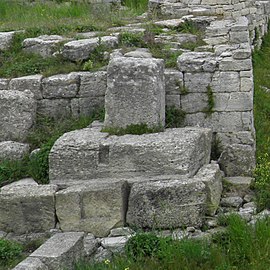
[166,94,181,108]
[0,78,9,90]
[30,232,84,270]
[194,163,223,216]
[77,71,107,97]
[0,90,36,141]
[177,52,218,73]
[218,144,256,176]
[71,97,104,117]
[219,57,252,71]
[221,196,243,208]
[42,73,79,99]
[9,75,43,100]
[0,185,57,234]
[154,18,185,28]
[211,71,240,92]
[181,93,209,113]
[165,69,183,95]
[0,31,16,51]
[37,99,71,119]
[62,36,118,61]
[49,127,212,185]
[101,236,130,253]
[22,35,68,57]
[184,111,253,132]
[109,227,135,237]
[126,177,207,229]
[13,257,49,270]
[93,246,112,263]
[184,72,213,93]
[104,56,165,129]
[56,180,127,237]
[84,233,99,257]
[124,48,153,58]
[1,178,38,192]
[0,141,29,161]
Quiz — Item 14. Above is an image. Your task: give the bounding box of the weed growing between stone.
[165,106,186,128]
[75,215,270,270]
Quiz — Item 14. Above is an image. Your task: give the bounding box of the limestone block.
[194,164,223,216]
[240,76,253,92]
[71,97,104,117]
[13,257,49,270]
[211,71,240,92]
[154,18,185,28]
[218,144,256,176]
[104,56,165,129]
[177,52,218,73]
[37,99,71,119]
[124,49,153,58]
[0,78,9,90]
[166,94,181,108]
[184,111,253,132]
[214,92,253,111]
[160,3,190,18]
[23,35,68,57]
[101,236,130,254]
[0,141,29,161]
[0,90,36,141]
[56,180,127,237]
[42,73,79,99]
[126,177,207,229]
[181,93,209,113]
[0,185,58,234]
[232,49,251,60]
[165,69,183,95]
[62,36,118,61]
[1,178,38,192]
[77,71,107,97]
[9,75,43,100]
[30,232,84,270]
[219,57,252,71]
[230,31,250,43]
[0,31,16,51]
[49,127,212,185]
[184,72,213,93]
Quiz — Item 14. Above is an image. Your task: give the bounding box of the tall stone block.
[104,56,165,129]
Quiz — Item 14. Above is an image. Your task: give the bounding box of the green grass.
[75,215,270,270]
[253,28,270,210]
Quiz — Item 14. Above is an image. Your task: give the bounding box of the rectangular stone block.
[71,97,104,117]
[56,180,127,237]
[219,57,252,71]
[104,56,165,129]
[165,94,181,108]
[30,232,84,270]
[77,71,107,97]
[181,93,209,113]
[0,78,9,90]
[49,127,212,185]
[126,177,207,229]
[9,75,43,99]
[42,73,79,99]
[211,71,240,92]
[164,68,183,95]
[184,111,253,132]
[214,92,253,111]
[184,72,213,93]
[0,185,58,234]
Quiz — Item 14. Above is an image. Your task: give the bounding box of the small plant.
[176,20,200,35]
[0,239,23,266]
[119,32,145,47]
[83,60,93,71]
[102,123,164,136]
[165,106,186,128]
[203,85,215,116]
[179,83,189,95]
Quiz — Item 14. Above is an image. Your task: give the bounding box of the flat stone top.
[30,232,84,258]
[1,184,58,196]
[1,178,38,192]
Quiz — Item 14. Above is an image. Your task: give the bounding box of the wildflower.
[104,259,110,265]
[124,268,130,270]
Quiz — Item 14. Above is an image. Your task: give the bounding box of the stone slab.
[126,177,207,229]
[49,127,212,185]
[0,141,29,161]
[30,232,84,270]
[55,180,127,237]
[0,185,58,234]
[13,257,49,270]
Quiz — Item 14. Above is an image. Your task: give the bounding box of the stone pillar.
[104,56,165,129]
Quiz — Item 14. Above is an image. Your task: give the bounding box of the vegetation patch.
[165,106,186,128]
[203,85,215,116]
[102,123,164,136]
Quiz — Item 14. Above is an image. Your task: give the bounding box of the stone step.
[49,126,212,186]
